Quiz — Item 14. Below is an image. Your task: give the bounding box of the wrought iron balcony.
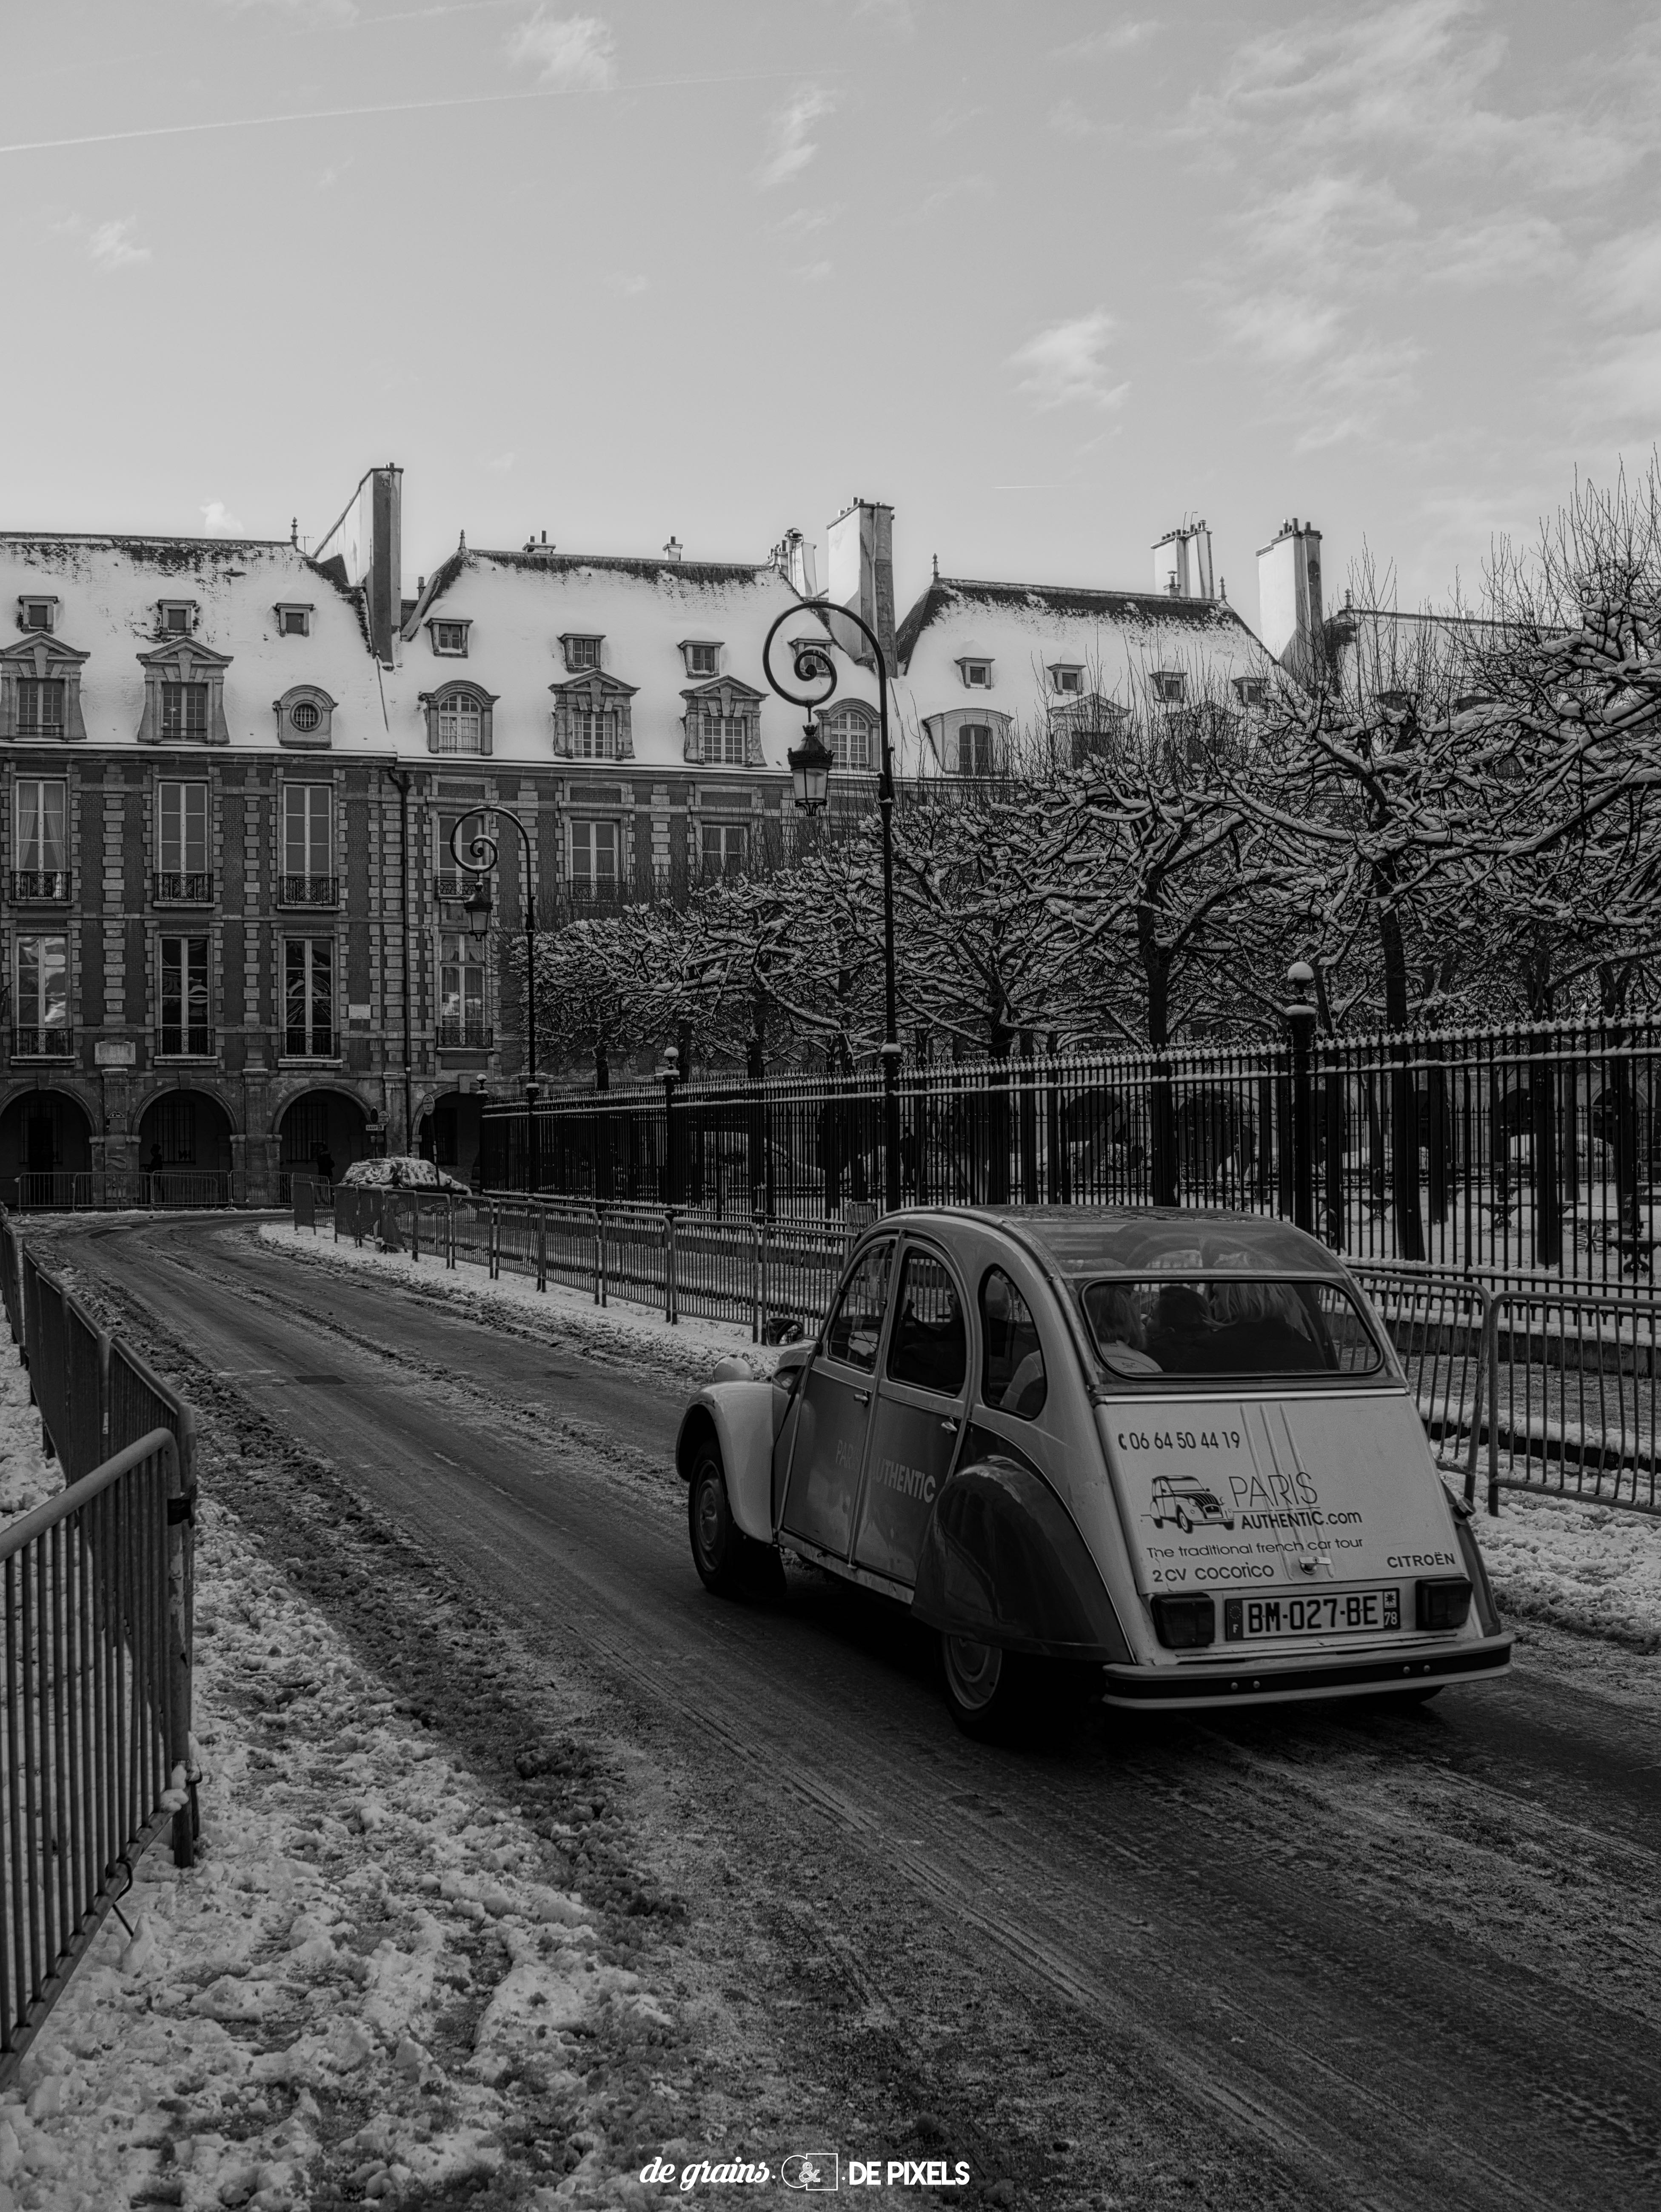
[11,1026,72,1060]
[8,870,71,904]
[153,870,213,905]
[279,874,339,908]
[283,1029,337,1060]
[438,1016,494,1050]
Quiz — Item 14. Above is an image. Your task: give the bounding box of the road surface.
[46,1214,1661,2211]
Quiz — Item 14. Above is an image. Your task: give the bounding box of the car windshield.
[1079,1277,1385,1381]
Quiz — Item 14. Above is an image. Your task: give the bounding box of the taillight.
[1415,1577,1472,1633]
[1151,1595,1215,1649]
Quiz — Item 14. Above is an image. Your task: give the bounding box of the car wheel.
[1175,1508,1191,1534]
[688,1445,749,1598]
[940,1634,1019,1736]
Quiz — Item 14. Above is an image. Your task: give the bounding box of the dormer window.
[428,618,471,658]
[1049,663,1084,695]
[560,633,603,673]
[680,640,721,678]
[1232,676,1267,709]
[157,600,197,638]
[957,658,993,690]
[1151,670,1187,704]
[17,597,57,634]
[275,603,313,638]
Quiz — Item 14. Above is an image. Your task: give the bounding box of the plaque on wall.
[94,1040,136,1067]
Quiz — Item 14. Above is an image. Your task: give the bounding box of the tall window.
[161,681,208,740]
[159,936,211,1055]
[284,939,334,1057]
[571,708,618,760]
[157,781,210,899]
[440,929,488,1047]
[13,778,68,897]
[825,709,872,771]
[435,693,484,754]
[282,785,333,901]
[956,724,995,775]
[150,1097,197,1164]
[14,679,65,738]
[13,935,68,1056]
[703,713,749,765]
[569,820,617,895]
[701,822,748,876]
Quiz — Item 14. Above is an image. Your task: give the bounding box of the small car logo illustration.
[782,2152,840,2191]
[1149,1473,1235,1534]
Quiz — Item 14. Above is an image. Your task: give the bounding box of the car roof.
[886,1204,1347,1279]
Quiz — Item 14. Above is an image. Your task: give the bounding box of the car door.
[780,1237,896,1559]
[851,1240,968,1586]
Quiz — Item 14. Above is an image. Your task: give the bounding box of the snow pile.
[260,1220,776,1393]
[0,1340,57,1520]
[0,1470,679,2208]
[339,1157,468,1192]
[1478,1484,1661,1651]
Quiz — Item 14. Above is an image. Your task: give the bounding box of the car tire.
[1175,1508,1191,1534]
[940,1633,1024,1737]
[688,1445,750,1598]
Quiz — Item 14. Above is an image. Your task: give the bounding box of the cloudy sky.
[3,0,1657,629]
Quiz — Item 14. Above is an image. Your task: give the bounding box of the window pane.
[979,1268,1047,1417]
[1080,1278,1385,1381]
[825,1240,894,1373]
[886,1250,967,1395]
[15,779,67,871]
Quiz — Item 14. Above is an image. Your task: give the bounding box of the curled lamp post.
[449,808,540,1195]
[762,601,901,1212]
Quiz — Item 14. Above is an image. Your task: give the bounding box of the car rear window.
[1080,1277,1385,1380]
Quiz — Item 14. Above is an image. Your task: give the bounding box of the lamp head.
[788,724,833,815]
[463,875,493,941]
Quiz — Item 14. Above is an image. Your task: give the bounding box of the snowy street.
[14,1211,1661,2210]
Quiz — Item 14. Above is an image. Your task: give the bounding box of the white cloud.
[55,215,151,271]
[771,204,842,239]
[605,271,647,296]
[1222,291,1344,369]
[316,158,353,191]
[1010,309,1126,412]
[504,9,616,91]
[757,87,836,191]
[915,175,993,220]
[1054,22,1157,61]
[791,260,833,284]
[484,451,516,475]
[200,500,244,535]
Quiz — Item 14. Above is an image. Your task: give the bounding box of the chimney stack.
[1151,521,1215,600]
[770,527,817,598]
[662,536,683,562]
[1256,517,1324,678]
[313,462,404,667]
[825,498,895,669]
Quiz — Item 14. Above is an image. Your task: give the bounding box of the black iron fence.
[0,1215,199,2080]
[3,1172,246,1214]
[485,1012,1661,1289]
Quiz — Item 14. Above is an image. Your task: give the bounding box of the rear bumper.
[1100,1633,1513,1709]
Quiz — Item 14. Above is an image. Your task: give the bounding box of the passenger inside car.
[1207,1280,1324,1372]
[1144,1283,1215,1373]
[1080,1283,1163,1374]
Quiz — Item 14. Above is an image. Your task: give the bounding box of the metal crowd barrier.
[6,1172,245,1214]
[324,1186,850,1343]
[0,1428,189,2081]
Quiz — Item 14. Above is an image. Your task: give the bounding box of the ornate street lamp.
[762,603,902,1211]
[449,809,540,1194]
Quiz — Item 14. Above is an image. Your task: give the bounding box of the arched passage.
[137,1089,233,1175]
[0,1088,93,1199]
[419,1088,483,1188]
[277,1089,368,1189]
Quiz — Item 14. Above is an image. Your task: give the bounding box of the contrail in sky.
[0,69,837,159]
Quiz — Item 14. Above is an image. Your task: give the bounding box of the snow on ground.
[258,1221,775,1394]
[1478,1484,1661,1653]
[0,1341,676,2212]
[258,1218,1661,1655]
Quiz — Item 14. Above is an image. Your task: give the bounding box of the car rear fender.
[912,1457,1132,1663]
[674,1383,776,1545]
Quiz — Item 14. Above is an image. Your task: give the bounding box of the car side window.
[980,1267,1047,1419]
[886,1248,967,1396]
[824,1240,895,1373]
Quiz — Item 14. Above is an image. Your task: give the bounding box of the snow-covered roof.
[393,544,879,773]
[0,533,386,749]
[892,572,1272,761]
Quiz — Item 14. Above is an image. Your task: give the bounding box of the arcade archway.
[137,1089,233,1174]
[277,1089,368,1187]
[0,1088,93,1194]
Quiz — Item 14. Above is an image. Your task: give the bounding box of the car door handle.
[940,1419,958,1434]
[853,1389,870,1405]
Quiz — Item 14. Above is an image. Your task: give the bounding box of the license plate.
[1223,1588,1401,1642]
